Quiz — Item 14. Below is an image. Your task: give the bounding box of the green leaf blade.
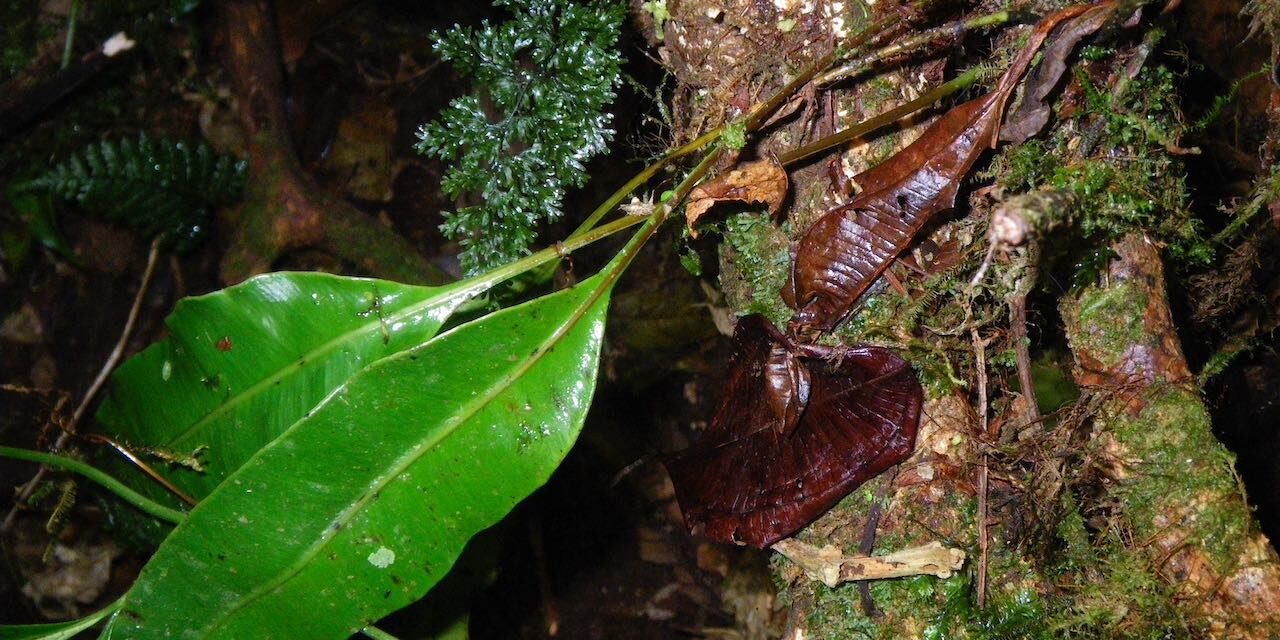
[96,272,476,500]
[102,275,611,639]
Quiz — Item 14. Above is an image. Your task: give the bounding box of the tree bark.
[219,0,448,285]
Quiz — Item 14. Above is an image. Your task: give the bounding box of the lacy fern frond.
[24,134,246,249]
[415,0,625,274]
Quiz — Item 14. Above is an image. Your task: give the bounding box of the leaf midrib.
[193,279,608,638]
[161,278,479,452]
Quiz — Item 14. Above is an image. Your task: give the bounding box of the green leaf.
[96,272,484,503]
[0,598,120,639]
[99,274,612,639]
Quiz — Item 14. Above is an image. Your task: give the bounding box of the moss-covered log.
[1060,234,1280,637]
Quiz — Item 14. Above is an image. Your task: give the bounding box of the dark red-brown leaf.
[665,316,922,547]
[786,92,1008,333]
[786,3,1099,334]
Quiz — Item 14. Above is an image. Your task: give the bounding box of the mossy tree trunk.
[641,0,1280,636]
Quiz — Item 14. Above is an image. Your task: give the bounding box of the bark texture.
[219,0,447,285]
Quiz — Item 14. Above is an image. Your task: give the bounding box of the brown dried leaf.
[665,316,922,548]
[685,157,788,237]
[1002,2,1119,144]
[787,3,1103,333]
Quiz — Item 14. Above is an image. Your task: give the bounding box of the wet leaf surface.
[786,3,1100,334]
[101,274,612,639]
[665,316,922,548]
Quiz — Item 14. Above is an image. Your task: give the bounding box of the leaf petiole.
[0,446,186,525]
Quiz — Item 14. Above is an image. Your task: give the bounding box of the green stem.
[0,446,186,525]
[0,595,124,635]
[569,127,721,238]
[778,65,986,166]
[571,10,1008,241]
[584,148,725,313]
[61,0,81,70]
[816,10,1010,86]
[360,625,402,640]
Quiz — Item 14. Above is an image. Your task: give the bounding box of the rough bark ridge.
[646,0,1280,636]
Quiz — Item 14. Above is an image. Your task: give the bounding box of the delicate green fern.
[415,0,624,274]
[20,134,246,249]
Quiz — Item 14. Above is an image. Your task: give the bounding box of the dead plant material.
[1002,2,1119,144]
[786,3,1108,334]
[668,2,1120,551]
[664,315,921,548]
[772,539,965,587]
[686,157,788,237]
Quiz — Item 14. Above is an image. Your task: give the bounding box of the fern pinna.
[21,134,246,249]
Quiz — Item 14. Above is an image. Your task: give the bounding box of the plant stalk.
[0,446,186,525]
[779,65,986,167]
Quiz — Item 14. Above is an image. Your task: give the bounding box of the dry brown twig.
[773,539,966,588]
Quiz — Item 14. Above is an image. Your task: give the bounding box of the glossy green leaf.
[0,598,120,639]
[96,272,485,502]
[99,274,612,639]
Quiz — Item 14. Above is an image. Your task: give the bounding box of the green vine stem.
[0,446,187,525]
[779,65,987,167]
[816,10,1010,86]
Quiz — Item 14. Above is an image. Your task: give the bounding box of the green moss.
[721,121,747,150]
[717,211,794,326]
[1107,387,1247,571]
[989,59,1211,268]
[806,583,881,638]
[1068,280,1147,370]
[1053,493,1094,572]
[1045,491,1202,637]
[1050,541,1197,637]
[1029,350,1079,416]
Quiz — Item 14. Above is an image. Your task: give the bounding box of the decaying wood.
[772,539,965,587]
[1062,234,1280,638]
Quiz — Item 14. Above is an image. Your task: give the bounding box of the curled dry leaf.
[1002,2,1119,144]
[786,2,1103,333]
[685,156,788,237]
[665,315,922,548]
